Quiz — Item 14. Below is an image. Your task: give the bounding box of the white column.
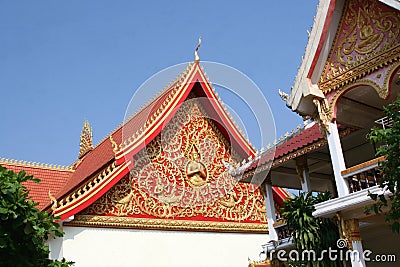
[264,182,278,241]
[301,170,311,192]
[326,121,349,197]
[350,241,366,267]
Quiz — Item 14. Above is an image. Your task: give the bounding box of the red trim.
[116,62,255,165]
[54,62,284,220]
[57,163,131,220]
[307,0,337,78]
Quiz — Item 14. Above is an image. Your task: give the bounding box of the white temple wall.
[49,226,268,267]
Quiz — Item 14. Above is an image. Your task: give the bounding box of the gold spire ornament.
[194,36,202,62]
[79,120,93,158]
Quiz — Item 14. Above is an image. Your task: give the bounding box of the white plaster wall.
[49,226,268,267]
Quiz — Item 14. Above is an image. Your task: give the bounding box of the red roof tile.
[1,163,71,210]
[245,123,323,172]
[54,80,178,201]
[275,123,322,158]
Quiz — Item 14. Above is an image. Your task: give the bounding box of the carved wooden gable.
[67,97,268,232]
[319,0,400,97]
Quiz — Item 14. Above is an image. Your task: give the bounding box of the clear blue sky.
[0,0,318,166]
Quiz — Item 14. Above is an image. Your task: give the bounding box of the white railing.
[341,156,385,193]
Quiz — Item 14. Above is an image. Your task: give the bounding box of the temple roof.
[1,59,289,221]
[0,159,72,210]
[238,123,324,178]
[26,59,287,221]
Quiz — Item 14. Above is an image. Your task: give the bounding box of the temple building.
[1,56,288,266]
[2,0,400,266]
[245,0,400,266]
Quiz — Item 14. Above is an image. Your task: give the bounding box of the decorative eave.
[64,215,268,233]
[238,122,353,181]
[285,0,337,115]
[51,161,131,220]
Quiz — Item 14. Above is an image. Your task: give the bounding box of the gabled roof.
[244,123,323,174]
[49,60,282,220]
[0,159,72,210]
[240,122,353,183]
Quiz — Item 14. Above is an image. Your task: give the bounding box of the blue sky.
[0,0,318,166]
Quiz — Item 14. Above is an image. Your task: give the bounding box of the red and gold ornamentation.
[319,0,400,95]
[74,99,267,232]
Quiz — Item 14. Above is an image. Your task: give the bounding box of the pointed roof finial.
[79,120,93,158]
[195,36,202,62]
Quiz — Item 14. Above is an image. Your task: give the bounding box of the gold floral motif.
[319,0,400,93]
[80,99,267,228]
[65,215,268,233]
[327,61,400,119]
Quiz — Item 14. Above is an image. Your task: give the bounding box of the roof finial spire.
[194,36,202,62]
[79,120,93,158]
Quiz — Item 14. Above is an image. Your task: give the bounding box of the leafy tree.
[368,96,400,233]
[0,166,73,267]
[282,191,342,267]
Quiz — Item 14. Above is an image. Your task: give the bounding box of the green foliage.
[0,165,73,267]
[368,96,400,232]
[282,191,342,267]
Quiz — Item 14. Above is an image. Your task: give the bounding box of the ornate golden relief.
[319,0,400,93]
[79,99,267,230]
[312,97,331,135]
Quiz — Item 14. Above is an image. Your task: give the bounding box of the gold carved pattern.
[327,61,400,118]
[337,213,361,249]
[313,98,331,135]
[65,215,268,233]
[53,161,129,217]
[319,0,400,93]
[80,100,267,228]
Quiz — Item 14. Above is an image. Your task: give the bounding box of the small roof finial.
[79,120,93,158]
[194,36,202,62]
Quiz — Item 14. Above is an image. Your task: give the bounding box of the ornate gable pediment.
[67,98,268,232]
[319,0,400,96]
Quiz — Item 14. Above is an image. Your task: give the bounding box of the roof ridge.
[89,62,195,152]
[119,62,196,151]
[200,65,256,152]
[0,157,74,172]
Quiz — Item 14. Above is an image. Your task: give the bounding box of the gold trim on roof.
[53,161,130,217]
[82,101,266,224]
[79,120,93,158]
[119,63,196,152]
[319,0,400,94]
[64,215,269,233]
[0,158,74,172]
[327,61,400,119]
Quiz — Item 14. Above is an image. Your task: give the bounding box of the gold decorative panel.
[76,99,267,232]
[319,0,400,94]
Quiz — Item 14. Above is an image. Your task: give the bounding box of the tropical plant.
[368,96,400,233]
[0,166,73,267]
[282,191,342,267]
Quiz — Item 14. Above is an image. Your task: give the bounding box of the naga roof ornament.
[79,120,93,158]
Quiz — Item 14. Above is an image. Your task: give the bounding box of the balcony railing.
[341,156,385,193]
[273,220,292,240]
